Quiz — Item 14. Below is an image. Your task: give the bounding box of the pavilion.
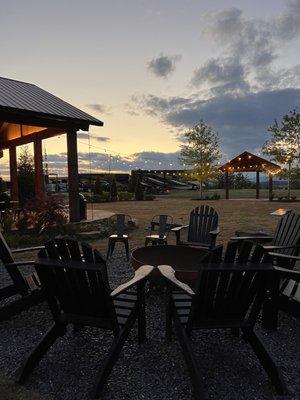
[0,76,103,222]
[219,151,281,200]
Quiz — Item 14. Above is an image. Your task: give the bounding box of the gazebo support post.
[268,175,273,201]
[34,137,44,200]
[9,145,19,209]
[67,129,80,222]
[256,171,260,199]
[225,171,229,199]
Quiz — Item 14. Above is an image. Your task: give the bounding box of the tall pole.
[225,170,229,199]
[67,129,80,222]
[256,170,260,199]
[34,137,44,200]
[268,174,273,201]
[9,146,19,209]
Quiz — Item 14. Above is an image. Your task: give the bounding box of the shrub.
[110,175,118,201]
[135,177,144,201]
[144,194,155,201]
[118,191,134,201]
[88,192,111,203]
[1,210,14,233]
[17,147,35,206]
[93,177,103,195]
[203,193,220,200]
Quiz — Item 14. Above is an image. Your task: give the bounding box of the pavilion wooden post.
[9,146,19,209]
[34,137,45,200]
[225,170,229,199]
[256,171,260,199]
[268,174,273,201]
[67,129,80,222]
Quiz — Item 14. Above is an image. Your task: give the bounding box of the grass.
[88,197,300,253]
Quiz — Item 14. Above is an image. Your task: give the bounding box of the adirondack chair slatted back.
[187,206,218,245]
[0,231,29,295]
[273,212,300,253]
[113,214,131,238]
[187,266,267,329]
[150,215,173,239]
[36,238,118,330]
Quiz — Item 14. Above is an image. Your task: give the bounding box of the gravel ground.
[0,251,299,400]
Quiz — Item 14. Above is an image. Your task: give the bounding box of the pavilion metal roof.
[0,76,103,129]
[219,151,281,173]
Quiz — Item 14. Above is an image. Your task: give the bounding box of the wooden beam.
[67,130,80,222]
[0,128,65,150]
[9,146,19,208]
[268,175,273,201]
[225,171,229,199]
[34,137,44,199]
[256,171,260,199]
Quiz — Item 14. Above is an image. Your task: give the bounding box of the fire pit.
[131,245,209,286]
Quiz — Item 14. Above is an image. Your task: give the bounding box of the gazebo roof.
[219,151,281,174]
[0,76,103,149]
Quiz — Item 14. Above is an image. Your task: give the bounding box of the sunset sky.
[1,0,300,176]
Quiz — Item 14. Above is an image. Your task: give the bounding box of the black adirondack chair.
[267,252,300,322]
[232,211,300,261]
[145,214,173,246]
[0,232,44,321]
[172,205,219,249]
[107,214,132,260]
[158,242,288,398]
[17,238,154,398]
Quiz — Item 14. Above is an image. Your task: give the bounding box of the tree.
[134,177,144,201]
[17,147,35,206]
[93,177,103,195]
[262,109,300,198]
[128,172,138,193]
[109,175,118,201]
[180,121,221,198]
[234,173,252,189]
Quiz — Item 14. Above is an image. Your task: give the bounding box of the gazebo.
[0,77,103,222]
[219,151,281,200]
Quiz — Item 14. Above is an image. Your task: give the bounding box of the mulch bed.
[0,252,299,400]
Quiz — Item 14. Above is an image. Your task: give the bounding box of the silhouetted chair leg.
[173,315,204,400]
[17,323,66,384]
[242,328,288,395]
[106,240,112,260]
[110,241,116,257]
[124,240,130,261]
[92,314,136,398]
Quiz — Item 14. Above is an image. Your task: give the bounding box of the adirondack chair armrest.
[209,227,220,236]
[230,235,274,242]
[264,245,300,252]
[171,225,189,232]
[5,261,35,268]
[11,246,45,254]
[110,265,154,298]
[268,252,300,261]
[274,266,300,280]
[158,265,195,296]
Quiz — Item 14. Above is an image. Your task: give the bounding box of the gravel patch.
[0,251,299,400]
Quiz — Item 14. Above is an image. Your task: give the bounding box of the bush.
[144,194,156,201]
[110,175,118,201]
[135,177,144,201]
[93,177,103,195]
[88,192,111,203]
[118,191,134,201]
[17,147,35,206]
[203,193,220,200]
[1,210,13,233]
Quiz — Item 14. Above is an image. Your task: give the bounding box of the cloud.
[191,57,250,95]
[147,54,181,78]
[133,89,300,158]
[200,2,300,94]
[77,132,110,143]
[86,103,112,115]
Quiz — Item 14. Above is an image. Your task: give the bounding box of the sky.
[0,0,300,176]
